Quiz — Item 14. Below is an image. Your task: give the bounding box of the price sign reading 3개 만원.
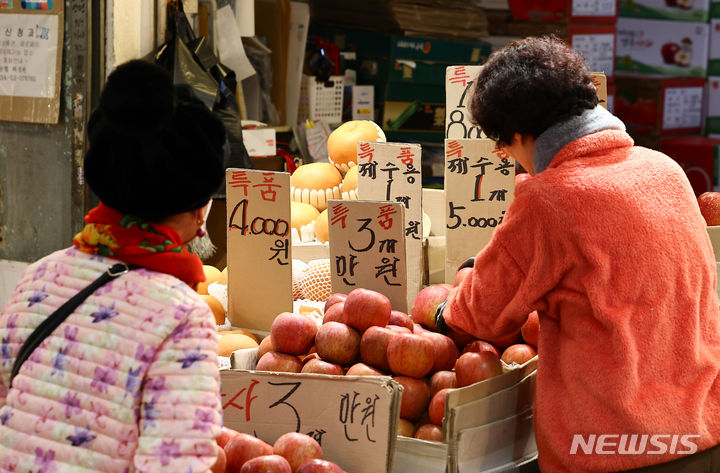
[226,169,292,332]
[444,139,515,282]
[221,370,401,473]
[445,65,484,139]
[356,141,422,310]
[328,200,408,312]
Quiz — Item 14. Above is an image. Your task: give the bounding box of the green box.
[359,59,450,86]
[619,0,710,21]
[712,0,720,18]
[372,82,445,103]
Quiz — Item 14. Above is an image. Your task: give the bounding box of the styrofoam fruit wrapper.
[208,282,231,330]
[293,298,325,326]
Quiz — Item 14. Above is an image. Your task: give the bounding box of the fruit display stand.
[221,348,403,473]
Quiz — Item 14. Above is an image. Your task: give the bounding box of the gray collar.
[533,105,626,174]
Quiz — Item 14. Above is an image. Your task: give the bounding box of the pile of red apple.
[214,428,348,473]
[256,279,539,443]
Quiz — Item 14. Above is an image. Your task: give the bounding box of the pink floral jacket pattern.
[0,247,221,472]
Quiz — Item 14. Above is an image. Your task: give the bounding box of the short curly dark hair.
[470,35,598,148]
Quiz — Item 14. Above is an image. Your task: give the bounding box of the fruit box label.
[662,85,704,130]
[225,169,292,332]
[328,199,409,311]
[356,142,423,310]
[220,369,403,473]
[619,0,710,21]
[570,30,616,78]
[445,65,485,140]
[616,18,710,77]
[707,77,720,134]
[444,139,515,283]
[571,0,617,17]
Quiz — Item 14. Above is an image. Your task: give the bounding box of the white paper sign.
[571,33,615,78]
[663,86,704,130]
[0,13,59,98]
[328,200,408,312]
[444,139,515,283]
[242,128,277,157]
[572,0,617,16]
[221,370,402,473]
[215,5,256,80]
[226,169,292,331]
[445,65,484,139]
[352,85,374,121]
[356,142,423,310]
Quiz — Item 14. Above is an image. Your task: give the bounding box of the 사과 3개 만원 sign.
[226,169,292,332]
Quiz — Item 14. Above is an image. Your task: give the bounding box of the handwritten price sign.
[445,65,484,139]
[328,200,408,312]
[356,142,423,310]
[444,139,515,282]
[221,370,402,473]
[226,169,292,331]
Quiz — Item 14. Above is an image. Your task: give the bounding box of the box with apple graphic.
[707,76,720,135]
[619,0,711,22]
[616,17,710,77]
[709,20,720,76]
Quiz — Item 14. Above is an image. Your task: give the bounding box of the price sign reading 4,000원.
[444,139,515,283]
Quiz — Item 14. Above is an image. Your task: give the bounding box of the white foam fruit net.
[300,258,332,302]
[292,259,308,300]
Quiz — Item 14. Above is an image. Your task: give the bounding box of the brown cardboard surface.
[422,188,446,237]
[220,369,402,473]
[0,4,64,124]
[357,142,423,309]
[591,72,607,109]
[707,226,720,261]
[452,408,537,473]
[226,169,292,331]
[446,357,537,408]
[445,65,484,139]
[328,199,409,312]
[444,138,515,282]
[391,436,450,473]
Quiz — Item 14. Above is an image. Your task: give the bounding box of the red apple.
[394,376,431,421]
[411,284,451,331]
[258,336,274,361]
[324,293,347,313]
[273,432,323,472]
[429,370,457,396]
[217,427,239,448]
[322,302,345,324]
[271,312,318,356]
[414,424,443,442]
[453,267,473,287]
[461,340,500,358]
[301,352,319,365]
[397,418,417,437]
[491,331,523,351]
[387,325,412,334]
[419,332,459,373]
[346,362,386,376]
[212,447,227,473]
[296,459,346,473]
[301,358,345,376]
[521,311,539,348]
[387,333,435,378]
[429,388,453,426]
[412,322,430,334]
[314,321,361,366]
[343,288,391,332]
[360,326,396,372]
[388,310,414,331]
[447,328,476,351]
[454,352,503,388]
[240,455,292,473]
[698,192,720,226]
[256,351,302,373]
[224,433,274,473]
[501,344,537,366]
[661,42,681,64]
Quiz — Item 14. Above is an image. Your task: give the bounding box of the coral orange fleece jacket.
[443,106,720,473]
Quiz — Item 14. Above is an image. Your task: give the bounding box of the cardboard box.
[619,0,710,21]
[708,76,720,135]
[615,76,706,134]
[607,83,616,113]
[713,0,720,17]
[382,100,446,135]
[221,364,403,473]
[707,226,720,260]
[569,0,618,23]
[616,18,710,77]
[661,136,720,196]
[710,20,720,76]
[569,25,617,80]
[359,59,451,87]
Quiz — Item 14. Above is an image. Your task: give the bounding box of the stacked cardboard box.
[707,3,720,137]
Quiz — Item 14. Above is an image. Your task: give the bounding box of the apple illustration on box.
[661,38,693,67]
[666,0,694,8]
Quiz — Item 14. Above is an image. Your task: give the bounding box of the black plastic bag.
[148,0,254,197]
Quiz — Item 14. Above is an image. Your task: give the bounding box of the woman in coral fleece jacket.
[439,36,720,473]
[0,61,226,472]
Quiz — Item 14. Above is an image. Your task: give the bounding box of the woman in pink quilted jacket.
[438,36,720,472]
[0,60,226,472]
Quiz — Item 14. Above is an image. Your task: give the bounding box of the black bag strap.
[10,263,137,385]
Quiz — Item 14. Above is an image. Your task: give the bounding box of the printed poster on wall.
[0,1,63,123]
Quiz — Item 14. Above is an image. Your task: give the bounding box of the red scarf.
[73,203,205,286]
